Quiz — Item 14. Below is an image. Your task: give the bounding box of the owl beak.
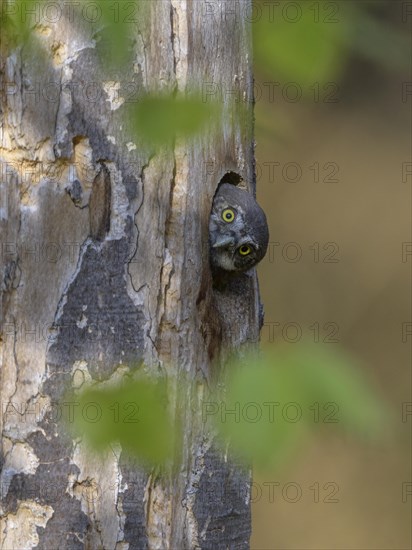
[212,236,235,249]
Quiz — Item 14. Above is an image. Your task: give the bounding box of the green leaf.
[0,0,40,45]
[93,0,148,68]
[285,346,388,437]
[253,1,351,86]
[70,376,177,465]
[127,93,221,147]
[209,345,389,468]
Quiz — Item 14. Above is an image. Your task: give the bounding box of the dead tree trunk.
[1,1,259,548]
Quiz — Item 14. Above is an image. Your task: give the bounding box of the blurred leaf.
[289,346,388,437]
[93,0,148,68]
[253,1,410,94]
[0,0,39,44]
[128,93,221,146]
[253,1,351,87]
[0,0,146,66]
[71,376,177,465]
[210,345,388,468]
[0,1,52,78]
[67,346,389,471]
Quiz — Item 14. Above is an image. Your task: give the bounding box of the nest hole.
[218,171,243,187]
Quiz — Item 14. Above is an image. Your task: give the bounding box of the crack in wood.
[89,163,111,242]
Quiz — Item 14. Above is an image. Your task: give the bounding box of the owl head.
[209,183,269,273]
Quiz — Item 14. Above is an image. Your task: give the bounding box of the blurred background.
[252,1,411,548]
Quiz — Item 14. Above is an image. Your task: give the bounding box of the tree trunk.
[1,1,259,548]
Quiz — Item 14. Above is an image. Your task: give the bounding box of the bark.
[0,1,259,548]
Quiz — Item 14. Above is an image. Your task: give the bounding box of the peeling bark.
[1,1,258,548]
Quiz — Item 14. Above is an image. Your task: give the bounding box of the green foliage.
[93,0,147,68]
[69,345,389,471]
[69,377,177,466]
[253,1,351,86]
[0,0,38,43]
[0,0,145,67]
[207,345,389,469]
[127,93,221,147]
[2,1,408,146]
[253,1,410,89]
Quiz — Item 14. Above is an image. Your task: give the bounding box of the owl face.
[209,183,269,273]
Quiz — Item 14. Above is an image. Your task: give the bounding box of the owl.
[209,183,269,276]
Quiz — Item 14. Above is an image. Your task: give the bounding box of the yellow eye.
[238,244,251,256]
[222,208,235,223]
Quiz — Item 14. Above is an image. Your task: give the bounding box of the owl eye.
[221,208,235,223]
[238,244,252,256]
